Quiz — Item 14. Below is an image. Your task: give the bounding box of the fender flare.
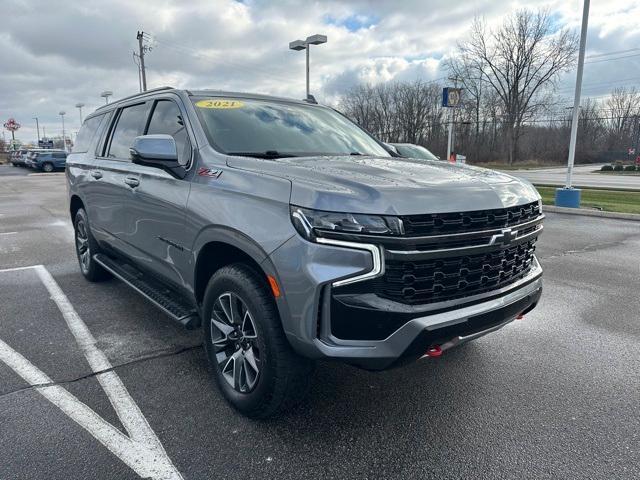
[190,225,293,328]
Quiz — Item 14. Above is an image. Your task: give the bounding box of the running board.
[93,253,201,330]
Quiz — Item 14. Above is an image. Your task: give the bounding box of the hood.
[226,155,540,215]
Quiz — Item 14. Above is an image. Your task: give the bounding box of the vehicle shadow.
[258,341,493,432]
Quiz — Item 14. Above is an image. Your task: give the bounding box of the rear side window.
[53,153,67,159]
[107,103,150,160]
[146,100,192,166]
[72,114,105,153]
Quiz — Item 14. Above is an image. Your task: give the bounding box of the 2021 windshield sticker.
[195,99,244,109]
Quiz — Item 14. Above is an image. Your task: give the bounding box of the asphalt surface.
[507,164,640,190]
[1,165,639,479]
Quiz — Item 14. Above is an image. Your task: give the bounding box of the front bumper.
[268,234,543,371]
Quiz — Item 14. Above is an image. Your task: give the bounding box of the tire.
[42,162,54,173]
[74,208,110,282]
[203,263,314,418]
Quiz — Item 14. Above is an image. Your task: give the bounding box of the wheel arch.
[192,227,285,308]
[69,194,85,223]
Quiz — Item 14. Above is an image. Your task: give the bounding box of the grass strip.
[535,186,640,214]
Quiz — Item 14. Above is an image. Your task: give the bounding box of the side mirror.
[130,134,179,168]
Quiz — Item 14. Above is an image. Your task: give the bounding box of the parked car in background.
[391,143,441,161]
[24,149,51,168]
[10,149,29,167]
[27,150,67,171]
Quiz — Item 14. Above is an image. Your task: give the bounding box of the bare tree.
[457,9,578,164]
[604,87,640,149]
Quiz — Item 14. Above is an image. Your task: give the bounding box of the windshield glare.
[193,97,390,158]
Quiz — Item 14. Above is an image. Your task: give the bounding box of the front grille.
[401,201,541,236]
[373,239,537,305]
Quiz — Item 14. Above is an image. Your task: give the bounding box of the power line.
[585,48,640,59]
[585,53,640,64]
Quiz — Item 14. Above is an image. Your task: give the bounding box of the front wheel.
[203,264,314,418]
[42,162,54,173]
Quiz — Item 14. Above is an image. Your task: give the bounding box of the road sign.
[38,139,54,149]
[442,87,462,107]
[3,118,21,132]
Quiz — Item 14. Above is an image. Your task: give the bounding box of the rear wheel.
[74,208,110,282]
[203,264,314,418]
[42,162,54,173]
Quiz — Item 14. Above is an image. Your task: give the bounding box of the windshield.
[394,144,439,161]
[193,97,390,158]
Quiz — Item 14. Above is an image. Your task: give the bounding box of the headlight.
[290,206,403,240]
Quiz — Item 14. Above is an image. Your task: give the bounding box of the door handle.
[124,177,140,188]
[91,170,103,179]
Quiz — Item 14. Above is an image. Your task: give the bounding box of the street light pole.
[289,34,327,100]
[101,91,113,104]
[75,103,85,126]
[33,117,40,142]
[557,0,590,208]
[59,111,66,152]
[306,45,310,100]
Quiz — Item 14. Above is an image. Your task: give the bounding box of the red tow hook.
[425,345,443,358]
[516,313,525,320]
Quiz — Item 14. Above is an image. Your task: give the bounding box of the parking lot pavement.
[1,170,639,480]
[508,164,640,190]
[0,164,65,177]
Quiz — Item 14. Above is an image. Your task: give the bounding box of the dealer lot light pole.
[556,0,590,208]
[101,90,113,105]
[289,34,327,100]
[59,111,67,152]
[75,103,85,126]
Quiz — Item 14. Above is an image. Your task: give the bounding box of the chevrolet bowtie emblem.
[489,228,515,246]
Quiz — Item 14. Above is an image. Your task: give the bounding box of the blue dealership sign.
[442,87,462,107]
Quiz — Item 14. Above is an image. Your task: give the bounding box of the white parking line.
[0,232,17,236]
[0,265,183,479]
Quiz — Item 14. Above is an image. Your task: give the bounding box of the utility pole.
[557,0,589,208]
[33,117,40,142]
[137,31,148,92]
[133,52,142,93]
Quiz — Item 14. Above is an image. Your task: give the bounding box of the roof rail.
[95,86,175,111]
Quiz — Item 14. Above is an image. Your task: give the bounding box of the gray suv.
[67,87,543,418]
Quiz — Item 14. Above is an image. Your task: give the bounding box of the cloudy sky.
[2,0,639,143]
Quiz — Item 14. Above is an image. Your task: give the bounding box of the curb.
[543,205,640,221]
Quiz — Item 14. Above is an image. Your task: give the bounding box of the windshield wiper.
[226,150,299,159]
